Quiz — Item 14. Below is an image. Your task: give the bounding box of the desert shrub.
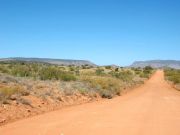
[110,70,133,82]
[78,88,88,95]
[0,86,29,102]
[115,68,119,72]
[164,69,180,84]
[81,65,86,69]
[139,72,150,78]
[144,66,153,71]
[69,81,92,95]
[60,73,77,81]
[19,98,32,106]
[11,66,31,77]
[131,68,142,75]
[69,66,80,75]
[39,67,59,80]
[81,65,92,69]
[96,68,105,76]
[139,66,154,78]
[80,76,122,98]
[143,66,153,74]
[69,66,75,71]
[169,76,180,84]
[38,66,76,81]
[21,90,30,96]
[105,66,111,69]
[99,90,114,99]
[63,89,74,96]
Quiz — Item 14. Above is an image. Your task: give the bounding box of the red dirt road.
[1,70,180,135]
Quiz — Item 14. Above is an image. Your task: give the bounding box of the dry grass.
[80,69,96,76]
[0,85,29,103]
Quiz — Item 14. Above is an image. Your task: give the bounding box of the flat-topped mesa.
[130,60,180,69]
[0,57,97,67]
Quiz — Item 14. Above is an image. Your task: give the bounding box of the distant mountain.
[130,60,180,69]
[0,57,97,67]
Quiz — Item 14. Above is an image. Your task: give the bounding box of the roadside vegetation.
[164,68,180,90]
[0,61,155,125]
[0,62,154,100]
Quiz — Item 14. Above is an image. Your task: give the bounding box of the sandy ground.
[1,70,180,135]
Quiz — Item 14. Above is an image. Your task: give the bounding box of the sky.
[0,0,180,66]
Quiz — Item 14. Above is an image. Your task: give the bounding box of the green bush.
[115,68,119,72]
[139,72,150,78]
[39,67,76,81]
[81,65,92,69]
[165,69,180,84]
[139,66,154,78]
[78,88,88,95]
[39,67,59,80]
[96,68,105,76]
[110,70,133,82]
[144,66,153,71]
[80,76,122,98]
[11,65,31,77]
[105,66,111,69]
[60,73,77,81]
[131,68,142,75]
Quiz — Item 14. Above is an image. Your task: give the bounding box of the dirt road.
[1,70,180,135]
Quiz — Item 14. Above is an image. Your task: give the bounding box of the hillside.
[130,60,180,69]
[0,57,97,67]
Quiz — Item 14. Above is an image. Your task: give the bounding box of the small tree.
[115,68,119,72]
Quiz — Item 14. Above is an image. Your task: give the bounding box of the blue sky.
[0,0,180,66]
